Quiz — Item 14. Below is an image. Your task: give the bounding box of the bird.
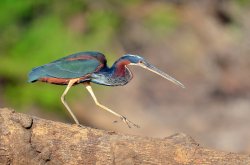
[28,51,185,128]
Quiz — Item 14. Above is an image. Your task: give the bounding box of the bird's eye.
[139,61,143,63]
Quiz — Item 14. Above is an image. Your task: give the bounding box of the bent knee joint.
[61,96,65,102]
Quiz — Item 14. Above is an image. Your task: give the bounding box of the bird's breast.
[91,69,132,86]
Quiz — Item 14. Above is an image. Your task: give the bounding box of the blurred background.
[1,0,250,153]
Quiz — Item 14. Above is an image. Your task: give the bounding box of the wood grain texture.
[0,108,249,165]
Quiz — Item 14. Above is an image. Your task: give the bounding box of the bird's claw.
[72,123,84,128]
[120,116,140,128]
[78,124,84,127]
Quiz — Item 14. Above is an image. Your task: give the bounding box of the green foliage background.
[0,1,124,113]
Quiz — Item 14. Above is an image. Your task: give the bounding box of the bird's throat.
[112,60,130,77]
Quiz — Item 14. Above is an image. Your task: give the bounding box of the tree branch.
[0,108,249,164]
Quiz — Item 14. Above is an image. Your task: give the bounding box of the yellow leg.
[61,79,80,125]
[84,83,139,128]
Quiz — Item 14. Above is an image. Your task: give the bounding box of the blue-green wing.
[28,51,107,82]
[43,59,100,78]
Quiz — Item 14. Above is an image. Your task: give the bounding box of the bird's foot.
[120,116,140,128]
[72,123,85,128]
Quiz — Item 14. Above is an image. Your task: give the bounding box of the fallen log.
[0,108,249,164]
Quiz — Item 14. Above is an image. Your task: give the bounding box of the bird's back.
[28,51,107,84]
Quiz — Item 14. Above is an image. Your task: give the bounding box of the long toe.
[127,119,140,128]
[120,116,140,128]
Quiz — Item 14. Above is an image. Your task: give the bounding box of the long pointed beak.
[131,61,185,88]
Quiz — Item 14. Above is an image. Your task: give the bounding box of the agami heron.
[28,51,184,128]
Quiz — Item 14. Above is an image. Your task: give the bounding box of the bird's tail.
[28,66,46,83]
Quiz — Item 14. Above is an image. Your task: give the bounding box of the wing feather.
[28,51,106,82]
[43,59,101,78]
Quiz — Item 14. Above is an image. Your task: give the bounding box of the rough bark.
[0,108,249,165]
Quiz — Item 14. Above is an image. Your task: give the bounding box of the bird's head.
[121,54,185,88]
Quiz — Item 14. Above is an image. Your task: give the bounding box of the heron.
[28,51,184,128]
